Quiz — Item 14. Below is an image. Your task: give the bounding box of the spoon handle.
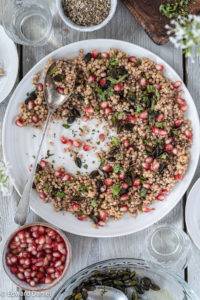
[14,111,53,226]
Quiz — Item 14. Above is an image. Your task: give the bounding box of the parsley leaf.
[112,184,121,197]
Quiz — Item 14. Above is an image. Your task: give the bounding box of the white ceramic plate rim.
[186,178,200,250]
[0,25,18,103]
[2,39,200,238]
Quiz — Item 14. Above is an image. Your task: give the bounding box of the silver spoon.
[87,286,128,300]
[14,60,76,226]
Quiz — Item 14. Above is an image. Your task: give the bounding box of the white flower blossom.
[0,161,13,196]
[167,15,200,57]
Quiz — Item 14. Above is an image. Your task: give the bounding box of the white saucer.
[186,177,200,250]
[0,26,19,104]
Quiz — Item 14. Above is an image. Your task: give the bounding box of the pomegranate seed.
[142,206,155,212]
[143,183,151,189]
[114,83,124,92]
[91,50,99,59]
[73,140,82,148]
[104,178,113,186]
[99,133,106,141]
[31,271,36,278]
[123,140,129,148]
[62,174,71,181]
[17,272,25,280]
[156,194,165,201]
[39,191,47,200]
[173,81,182,89]
[140,111,148,120]
[133,179,141,187]
[118,173,125,180]
[101,52,110,58]
[128,56,137,63]
[18,231,25,240]
[84,106,94,114]
[47,230,56,238]
[52,252,61,258]
[78,215,88,221]
[56,87,64,94]
[40,159,47,169]
[97,221,106,226]
[60,136,68,144]
[45,276,53,284]
[165,138,173,144]
[32,115,39,123]
[10,266,18,274]
[174,173,183,181]
[83,144,92,151]
[104,107,112,115]
[54,260,62,268]
[100,101,108,108]
[38,236,45,245]
[71,202,80,211]
[180,104,187,112]
[102,164,113,172]
[120,194,129,201]
[99,210,109,222]
[122,183,129,189]
[88,75,96,83]
[27,100,34,110]
[29,280,36,286]
[159,129,167,137]
[172,148,178,155]
[99,78,107,87]
[15,118,24,127]
[10,256,18,264]
[152,127,159,135]
[120,205,128,212]
[55,170,64,178]
[142,162,150,170]
[156,114,164,122]
[150,160,160,172]
[47,267,55,274]
[155,64,164,71]
[165,144,173,152]
[140,78,147,87]
[37,83,43,91]
[145,157,153,164]
[185,130,192,140]
[174,119,183,127]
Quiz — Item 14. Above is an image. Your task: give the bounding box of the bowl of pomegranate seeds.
[2,223,71,290]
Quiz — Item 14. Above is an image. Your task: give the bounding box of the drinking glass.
[146,224,192,270]
[2,0,53,46]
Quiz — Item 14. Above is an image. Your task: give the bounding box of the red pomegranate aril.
[126,114,136,123]
[47,267,55,274]
[114,83,124,92]
[29,280,36,287]
[156,194,165,201]
[173,81,182,89]
[155,64,164,71]
[54,260,62,268]
[102,164,112,172]
[101,52,109,59]
[10,266,18,274]
[140,78,147,87]
[85,106,94,114]
[99,78,107,87]
[122,183,129,189]
[152,126,159,135]
[128,56,137,63]
[143,183,151,189]
[45,276,53,284]
[39,191,47,200]
[62,174,71,181]
[100,101,108,109]
[120,194,129,201]
[37,83,43,91]
[104,178,113,187]
[145,157,153,164]
[156,114,164,122]
[10,256,18,264]
[133,179,141,187]
[142,206,155,212]
[60,136,68,144]
[104,107,112,115]
[142,162,150,170]
[57,243,67,255]
[32,115,39,123]
[17,272,25,280]
[120,205,128,212]
[88,75,96,83]
[118,172,125,180]
[99,210,108,222]
[15,118,24,127]
[123,140,129,148]
[140,111,148,120]
[99,133,106,141]
[174,173,183,181]
[57,87,64,94]
[165,144,173,152]
[27,100,34,110]
[73,140,82,148]
[174,119,183,127]
[83,144,92,151]
[52,251,61,258]
[185,130,192,139]
[172,148,178,155]
[150,160,160,172]
[91,50,99,59]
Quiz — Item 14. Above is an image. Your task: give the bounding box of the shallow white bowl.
[56,0,118,32]
[2,39,200,238]
[2,222,71,291]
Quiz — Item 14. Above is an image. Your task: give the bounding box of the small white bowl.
[2,222,71,291]
[56,0,118,32]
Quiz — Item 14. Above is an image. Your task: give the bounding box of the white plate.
[186,178,200,250]
[0,26,18,104]
[2,39,200,238]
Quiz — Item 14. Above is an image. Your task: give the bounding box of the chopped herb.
[83,164,88,169]
[155,122,166,128]
[112,184,121,197]
[55,191,66,198]
[75,157,82,168]
[32,134,36,138]
[46,150,54,158]
[140,187,147,198]
[32,155,36,159]
[109,58,119,66]
[113,164,123,174]
[62,123,70,129]
[111,136,121,147]
[160,153,168,159]
[107,74,128,85]
[159,0,191,20]
[91,199,97,208]
[78,184,88,193]
[135,105,143,113]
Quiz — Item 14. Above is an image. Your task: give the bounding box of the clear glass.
[52,258,199,300]
[2,0,53,46]
[146,225,192,270]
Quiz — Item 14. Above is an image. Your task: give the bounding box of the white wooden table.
[0,1,200,299]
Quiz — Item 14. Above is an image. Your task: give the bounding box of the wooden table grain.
[0,1,200,299]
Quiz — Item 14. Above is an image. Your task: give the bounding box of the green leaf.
[62,123,70,129]
[109,58,119,67]
[112,184,121,197]
[111,136,121,147]
[113,164,123,174]
[135,105,143,113]
[55,191,66,198]
[140,187,147,199]
[107,74,128,85]
[78,184,88,194]
[91,199,97,208]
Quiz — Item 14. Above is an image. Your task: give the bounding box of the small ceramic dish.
[56,0,118,32]
[2,222,71,291]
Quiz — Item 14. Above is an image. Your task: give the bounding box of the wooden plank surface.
[0,0,198,299]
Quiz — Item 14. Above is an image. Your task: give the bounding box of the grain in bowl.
[15,48,192,227]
